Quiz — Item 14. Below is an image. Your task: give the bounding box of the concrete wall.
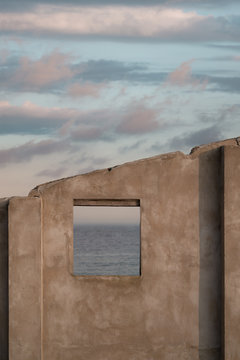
[0,199,9,360]
[9,197,41,360]
[2,137,240,359]
[223,146,240,359]
[32,151,200,360]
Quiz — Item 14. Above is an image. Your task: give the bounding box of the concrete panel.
[0,198,9,360]
[223,146,240,359]
[6,137,238,359]
[30,152,201,359]
[9,197,41,360]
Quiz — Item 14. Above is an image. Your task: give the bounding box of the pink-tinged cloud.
[0,139,71,166]
[0,101,87,134]
[117,104,159,134]
[165,60,208,89]
[12,51,73,90]
[0,5,222,41]
[167,59,195,86]
[0,100,118,136]
[71,126,103,141]
[0,100,81,120]
[233,55,240,61]
[68,82,107,98]
[58,119,75,137]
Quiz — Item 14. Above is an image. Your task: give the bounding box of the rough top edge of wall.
[190,136,240,157]
[28,151,186,196]
[28,136,240,197]
[0,196,31,205]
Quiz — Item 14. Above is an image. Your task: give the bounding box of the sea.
[73,224,140,276]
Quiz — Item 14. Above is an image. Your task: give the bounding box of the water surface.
[74,224,140,276]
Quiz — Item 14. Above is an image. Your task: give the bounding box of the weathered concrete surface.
[31,151,200,360]
[6,136,240,360]
[0,198,9,360]
[223,146,240,359]
[9,197,41,360]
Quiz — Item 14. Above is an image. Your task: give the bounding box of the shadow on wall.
[198,149,222,360]
[0,199,9,360]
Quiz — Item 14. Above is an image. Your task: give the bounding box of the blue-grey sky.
[1,0,240,196]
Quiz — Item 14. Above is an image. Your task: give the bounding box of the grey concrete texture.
[2,136,240,359]
[9,197,41,360]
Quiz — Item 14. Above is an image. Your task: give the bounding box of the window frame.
[73,199,141,277]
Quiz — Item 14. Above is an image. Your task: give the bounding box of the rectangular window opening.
[73,199,140,276]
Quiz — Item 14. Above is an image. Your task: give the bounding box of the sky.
[74,206,140,225]
[1,0,240,198]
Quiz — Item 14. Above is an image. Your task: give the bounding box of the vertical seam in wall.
[7,201,9,360]
[220,146,225,360]
[140,199,142,276]
[40,196,44,360]
[4,200,9,360]
[8,201,11,360]
[71,199,74,275]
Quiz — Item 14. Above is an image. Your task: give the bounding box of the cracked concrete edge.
[28,136,240,197]
[190,136,240,157]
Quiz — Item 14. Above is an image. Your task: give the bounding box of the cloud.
[74,153,109,166]
[0,139,71,166]
[1,1,239,13]
[0,1,177,11]
[0,6,195,39]
[199,104,240,124]
[7,51,73,91]
[149,104,240,154]
[119,140,143,153]
[60,102,164,139]
[0,100,142,139]
[166,104,240,151]
[149,141,166,154]
[70,126,104,141]
[73,59,151,83]
[3,54,215,95]
[58,119,75,137]
[0,101,112,136]
[207,75,240,93]
[117,104,160,134]
[164,60,208,89]
[36,166,67,178]
[58,107,115,138]
[0,101,72,134]
[149,124,223,154]
[68,82,107,98]
[1,5,239,42]
[208,44,240,51]
[0,48,10,64]
[1,56,162,94]
[201,55,240,62]
[168,125,223,150]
